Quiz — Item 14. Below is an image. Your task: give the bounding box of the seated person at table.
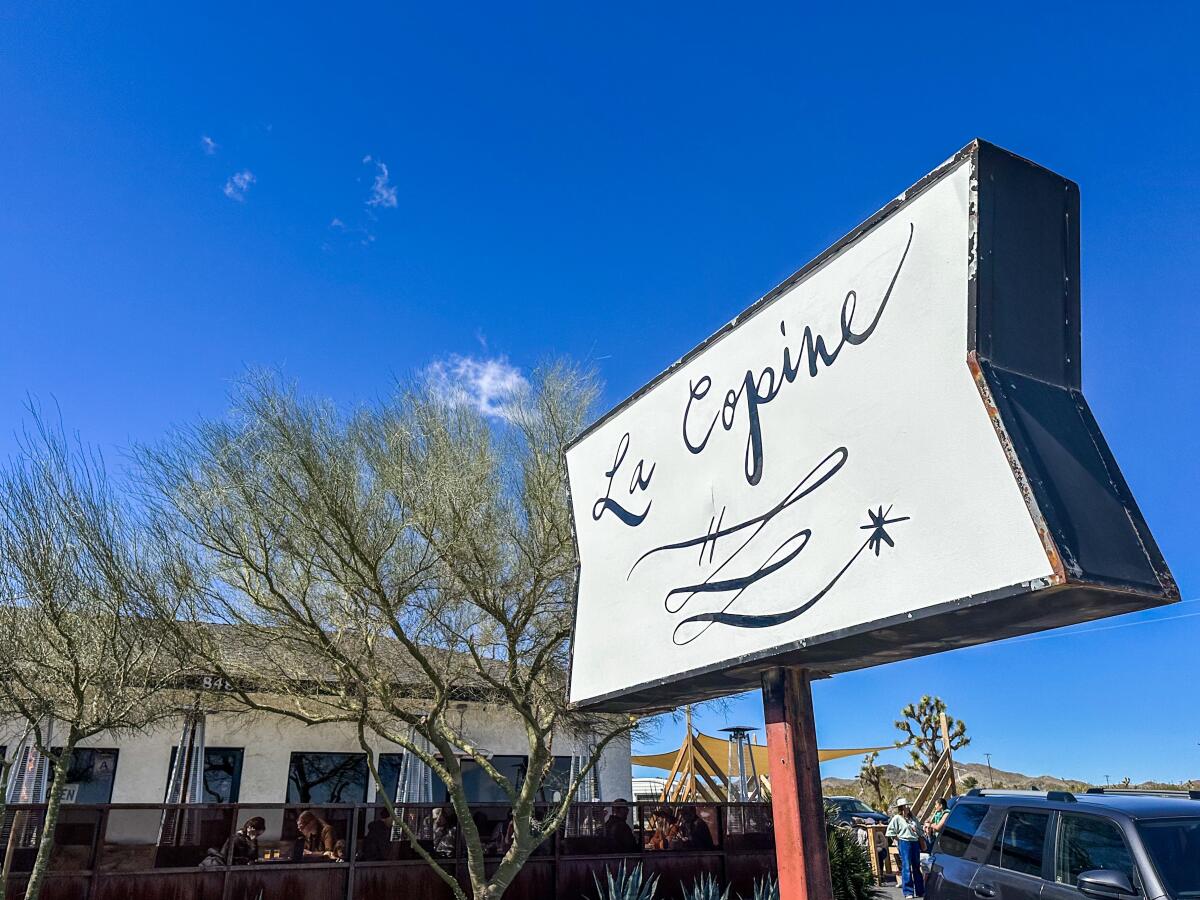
[645,808,674,851]
[603,799,639,852]
[433,807,458,857]
[358,808,394,861]
[489,811,515,856]
[296,810,338,859]
[202,816,266,867]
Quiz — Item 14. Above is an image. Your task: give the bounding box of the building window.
[286,752,368,804]
[164,747,244,804]
[538,757,573,802]
[449,756,572,804]
[371,754,573,804]
[456,756,525,804]
[375,752,404,802]
[49,748,119,804]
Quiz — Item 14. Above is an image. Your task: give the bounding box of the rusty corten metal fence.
[0,800,777,900]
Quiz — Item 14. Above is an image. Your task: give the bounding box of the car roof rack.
[964,789,1077,802]
[1084,788,1200,800]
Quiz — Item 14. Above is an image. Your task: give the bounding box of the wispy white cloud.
[365,159,398,209]
[425,355,528,421]
[201,135,218,155]
[327,216,375,246]
[223,170,256,201]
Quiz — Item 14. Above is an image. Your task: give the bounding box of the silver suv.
[927,789,1200,900]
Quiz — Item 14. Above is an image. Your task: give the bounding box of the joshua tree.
[858,751,898,812]
[139,365,637,900]
[0,417,187,900]
[895,696,969,774]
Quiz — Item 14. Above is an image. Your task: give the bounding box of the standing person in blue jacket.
[887,798,926,898]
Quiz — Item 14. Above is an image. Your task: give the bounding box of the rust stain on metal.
[967,352,1069,585]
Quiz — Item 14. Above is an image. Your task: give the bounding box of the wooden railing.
[911,748,955,825]
[911,712,959,825]
[0,801,777,900]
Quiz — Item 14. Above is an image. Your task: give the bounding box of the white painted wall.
[63,705,632,805]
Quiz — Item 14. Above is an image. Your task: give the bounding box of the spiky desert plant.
[827,822,878,900]
[745,875,779,900]
[593,862,659,900]
[683,872,731,900]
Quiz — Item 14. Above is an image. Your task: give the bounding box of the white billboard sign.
[566,141,1175,712]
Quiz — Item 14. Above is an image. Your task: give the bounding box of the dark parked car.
[927,789,1200,900]
[826,795,889,827]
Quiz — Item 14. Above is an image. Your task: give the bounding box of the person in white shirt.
[886,798,925,898]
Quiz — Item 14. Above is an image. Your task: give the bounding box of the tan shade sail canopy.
[632,732,889,773]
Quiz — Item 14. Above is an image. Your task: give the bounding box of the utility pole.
[1105,775,1111,786]
[984,753,994,788]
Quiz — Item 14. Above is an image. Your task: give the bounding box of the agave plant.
[825,800,881,900]
[593,861,659,900]
[683,871,731,900]
[744,874,779,900]
[827,821,880,900]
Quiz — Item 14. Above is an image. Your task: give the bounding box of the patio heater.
[720,726,762,834]
[160,706,207,848]
[4,722,53,850]
[565,740,601,837]
[394,729,435,840]
[569,743,600,803]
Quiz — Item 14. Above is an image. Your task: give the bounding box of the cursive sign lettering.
[682,223,914,485]
[591,432,655,527]
[671,503,909,644]
[621,444,910,645]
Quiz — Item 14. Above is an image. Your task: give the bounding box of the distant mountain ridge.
[822,760,1194,800]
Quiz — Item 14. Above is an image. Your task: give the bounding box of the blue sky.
[1,2,1197,784]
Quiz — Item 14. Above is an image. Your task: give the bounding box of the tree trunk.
[0,757,11,900]
[474,819,545,900]
[21,744,72,900]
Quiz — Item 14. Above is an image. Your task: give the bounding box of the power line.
[1001,598,1200,646]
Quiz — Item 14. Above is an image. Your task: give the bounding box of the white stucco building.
[50,704,631,808]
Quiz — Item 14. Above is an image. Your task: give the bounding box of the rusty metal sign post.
[762,667,833,900]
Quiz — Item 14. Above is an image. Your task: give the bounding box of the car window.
[1056,814,1135,887]
[989,810,1051,877]
[1137,817,1200,899]
[834,799,872,815]
[937,802,989,858]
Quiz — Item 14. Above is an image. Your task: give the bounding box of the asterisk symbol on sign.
[860,505,910,556]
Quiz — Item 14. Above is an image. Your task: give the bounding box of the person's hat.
[893,798,910,808]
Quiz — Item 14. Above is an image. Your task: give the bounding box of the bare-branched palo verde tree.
[0,418,187,900]
[140,365,638,900]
